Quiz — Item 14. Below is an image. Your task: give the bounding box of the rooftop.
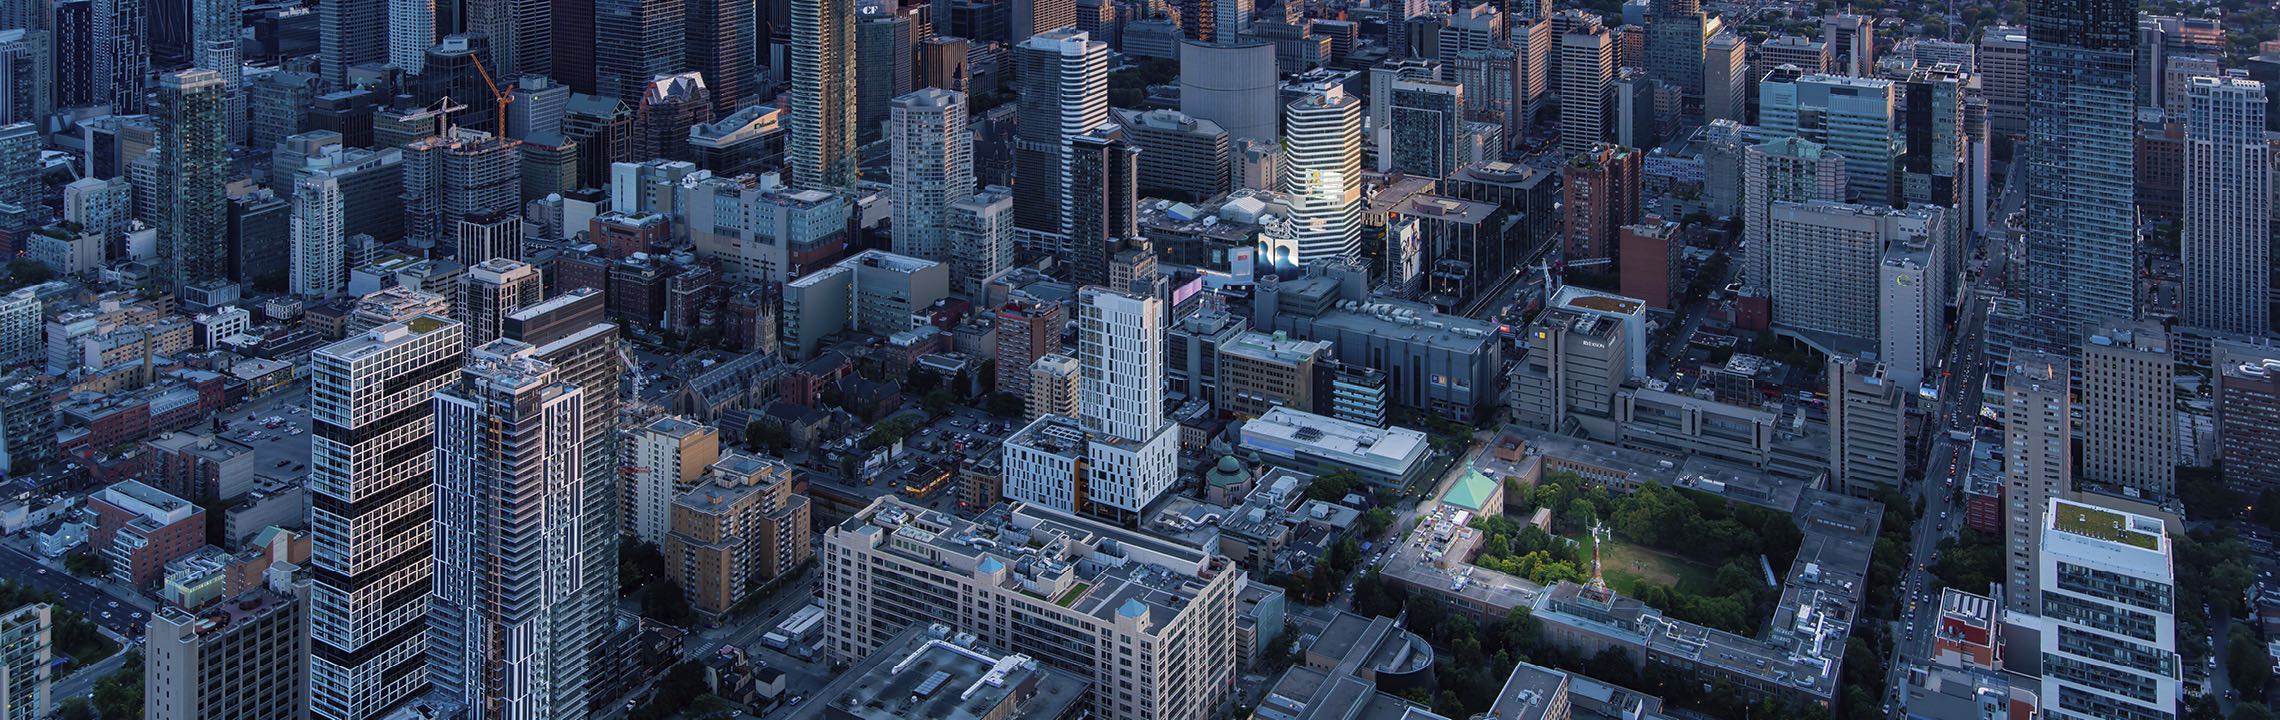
[2049,500,2164,551]
[793,623,1089,720]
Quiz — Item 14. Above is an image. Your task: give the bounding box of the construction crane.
[466,53,513,138]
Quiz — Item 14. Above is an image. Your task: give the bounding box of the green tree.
[2234,704,2278,720]
[923,388,961,415]
[2229,624,2275,696]
[744,421,791,452]
[55,698,95,720]
[64,552,108,578]
[619,541,666,596]
[985,392,1025,417]
[640,580,696,627]
[92,649,143,719]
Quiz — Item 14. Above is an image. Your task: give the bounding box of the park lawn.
[1577,535,1720,593]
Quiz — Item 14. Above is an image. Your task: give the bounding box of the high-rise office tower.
[1367,58,1438,172]
[318,0,384,87]
[1821,13,1871,76]
[1558,17,1613,155]
[1384,76,1467,178]
[94,0,147,113]
[456,211,523,265]
[1011,0,1075,44]
[595,0,686,103]
[1065,125,1144,290]
[0,123,35,212]
[1827,356,1907,496]
[497,288,619,712]
[551,0,596,93]
[2025,0,2137,328]
[145,575,314,720]
[464,0,551,78]
[156,70,231,298]
[291,175,347,299]
[0,30,51,127]
[2034,498,2179,720]
[0,603,49,720]
[1766,201,1944,355]
[685,0,755,114]
[856,3,919,145]
[1760,73,1900,207]
[1179,40,1278,143]
[1012,29,1110,241]
[1978,26,2028,137]
[507,77,571,140]
[430,341,594,720]
[2001,349,2070,616]
[634,72,713,162]
[1703,31,1746,123]
[2182,75,2270,335]
[2216,347,2280,496]
[946,185,1015,298]
[789,0,856,190]
[890,88,973,264]
[1279,84,1363,269]
[1903,64,1974,292]
[458,258,543,347]
[1740,137,1846,289]
[310,315,464,720]
[190,0,242,143]
[2081,320,2175,499]
[1643,0,1704,102]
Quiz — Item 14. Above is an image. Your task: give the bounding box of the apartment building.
[665,454,813,619]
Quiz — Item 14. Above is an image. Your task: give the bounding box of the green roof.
[1442,470,1499,511]
[2052,502,2162,551]
[404,315,449,334]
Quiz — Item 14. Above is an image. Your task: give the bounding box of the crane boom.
[466,54,513,138]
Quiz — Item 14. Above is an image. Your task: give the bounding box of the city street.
[0,544,151,636]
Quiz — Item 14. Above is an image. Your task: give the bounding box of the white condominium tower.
[430,340,592,720]
[1557,16,1614,156]
[2035,498,2179,720]
[889,88,973,264]
[310,315,464,720]
[291,174,346,299]
[1075,287,1179,519]
[1280,83,1363,267]
[2182,75,2271,335]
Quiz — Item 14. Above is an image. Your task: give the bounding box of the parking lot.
[220,384,318,483]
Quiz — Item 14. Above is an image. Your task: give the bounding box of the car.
[106,601,117,608]
[100,612,110,619]
[130,611,142,618]
[34,568,43,574]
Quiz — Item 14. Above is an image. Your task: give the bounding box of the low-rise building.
[88,480,207,587]
[1237,407,1430,489]
[785,622,1091,720]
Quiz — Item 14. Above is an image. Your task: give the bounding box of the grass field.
[1575,536,1719,593]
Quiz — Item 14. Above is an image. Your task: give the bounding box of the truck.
[760,632,792,650]
[776,602,825,644]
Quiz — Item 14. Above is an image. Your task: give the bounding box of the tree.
[923,388,961,415]
[2229,624,2275,697]
[55,698,95,720]
[744,421,790,452]
[2233,704,2277,720]
[92,649,142,719]
[640,580,696,627]
[4,258,52,289]
[64,551,108,578]
[1359,507,1395,538]
[619,541,666,596]
[985,392,1025,418]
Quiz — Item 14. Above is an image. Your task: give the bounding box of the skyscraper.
[2034,498,2179,720]
[1703,31,1746,123]
[2001,349,2070,616]
[156,69,231,298]
[498,288,620,713]
[2182,75,2270,335]
[1278,83,1363,270]
[430,341,593,720]
[1065,125,1143,289]
[456,212,524,266]
[388,0,434,74]
[458,258,544,347]
[190,0,242,143]
[685,0,755,114]
[310,315,465,720]
[789,0,857,190]
[946,185,1015,298]
[291,175,347,299]
[1760,73,1901,207]
[0,123,36,213]
[1740,137,1846,289]
[856,3,919,145]
[1000,286,1181,523]
[94,0,146,113]
[890,88,973,264]
[402,130,521,248]
[1011,29,1109,241]
[2025,0,2138,328]
[466,0,553,78]
[2080,321,2175,499]
[594,0,686,103]
[1561,144,1641,267]
[145,576,314,720]
[0,30,51,127]
[1643,0,1704,102]
[0,604,48,720]
[1384,76,1467,178]
[1557,17,1613,155]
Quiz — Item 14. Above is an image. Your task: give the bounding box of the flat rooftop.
[795,623,1089,720]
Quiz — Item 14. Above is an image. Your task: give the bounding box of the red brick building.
[992,300,1065,399]
[1617,218,1680,309]
[590,211,672,260]
[87,480,207,587]
[1561,145,1641,267]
